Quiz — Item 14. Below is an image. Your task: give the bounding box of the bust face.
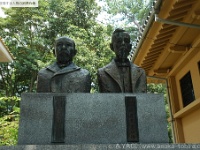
[55,37,76,65]
[112,32,131,61]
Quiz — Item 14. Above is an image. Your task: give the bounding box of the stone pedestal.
[18,93,169,144]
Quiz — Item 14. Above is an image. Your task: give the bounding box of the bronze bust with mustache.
[97,28,147,93]
[37,36,91,93]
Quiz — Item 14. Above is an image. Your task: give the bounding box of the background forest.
[0,0,172,145]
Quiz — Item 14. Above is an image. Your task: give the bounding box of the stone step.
[1,144,200,150]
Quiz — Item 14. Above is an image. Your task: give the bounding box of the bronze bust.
[97,28,147,93]
[37,36,91,93]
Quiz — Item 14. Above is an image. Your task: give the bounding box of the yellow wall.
[172,50,200,143]
[182,108,200,143]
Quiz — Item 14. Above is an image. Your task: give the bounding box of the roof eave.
[131,0,163,62]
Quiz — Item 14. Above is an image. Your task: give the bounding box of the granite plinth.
[18,93,168,144]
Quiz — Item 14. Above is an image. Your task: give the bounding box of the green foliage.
[147,83,166,94]
[0,0,113,95]
[72,25,115,92]
[0,97,20,145]
[0,1,52,95]
[0,96,20,117]
[101,0,154,39]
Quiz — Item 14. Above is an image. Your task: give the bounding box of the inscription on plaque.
[52,96,66,143]
[125,96,139,142]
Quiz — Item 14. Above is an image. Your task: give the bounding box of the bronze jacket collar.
[46,62,80,76]
[104,60,143,92]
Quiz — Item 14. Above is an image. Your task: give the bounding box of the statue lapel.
[104,60,123,91]
[130,64,143,92]
[47,63,80,77]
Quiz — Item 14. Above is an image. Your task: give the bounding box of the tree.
[0,0,114,96]
[100,0,154,41]
[0,0,51,96]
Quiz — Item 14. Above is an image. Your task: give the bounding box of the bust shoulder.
[38,67,49,74]
[79,68,90,76]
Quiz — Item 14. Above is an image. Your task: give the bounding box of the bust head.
[110,28,132,62]
[54,36,77,67]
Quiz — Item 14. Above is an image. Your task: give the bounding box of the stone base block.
[18,93,168,144]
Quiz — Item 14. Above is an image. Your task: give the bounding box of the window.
[180,72,195,107]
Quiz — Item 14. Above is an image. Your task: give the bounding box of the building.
[0,37,13,62]
[132,0,200,143]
